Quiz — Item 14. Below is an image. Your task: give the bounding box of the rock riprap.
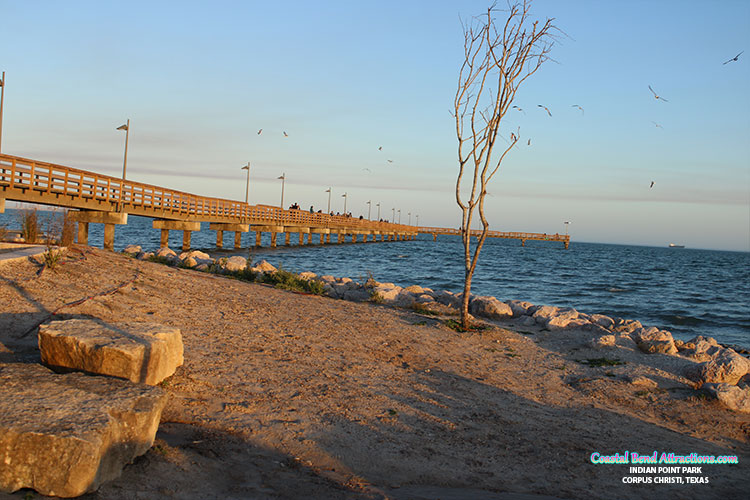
[0,362,167,497]
[39,319,184,385]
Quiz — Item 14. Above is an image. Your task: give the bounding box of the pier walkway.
[0,153,568,250]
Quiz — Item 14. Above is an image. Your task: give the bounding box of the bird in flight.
[723,51,744,65]
[651,121,663,129]
[512,105,525,114]
[387,159,394,163]
[378,146,383,151]
[648,85,668,102]
[650,181,655,189]
[571,104,584,115]
[527,138,531,146]
[363,168,372,173]
[283,131,289,137]
[538,104,552,116]
[257,129,262,135]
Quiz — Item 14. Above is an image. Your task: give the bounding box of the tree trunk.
[461,271,473,330]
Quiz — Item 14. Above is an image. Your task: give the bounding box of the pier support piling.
[215,230,224,249]
[255,232,261,247]
[77,222,89,245]
[285,233,291,246]
[234,232,242,249]
[152,220,200,251]
[69,211,128,250]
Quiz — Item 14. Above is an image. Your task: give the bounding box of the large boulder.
[590,314,615,330]
[122,245,142,256]
[251,260,277,273]
[178,250,211,262]
[685,348,750,385]
[531,305,559,325]
[298,271,317,281]
[373,284,402,303]
[0,362,167,497]
[39,319,184,386]
[701,383,750,413]
[343,288,371,302]
[156,247,177,259]
[469,296,513,320]
[679,336,722,362]
[506,300,533,318]
[633,327,677,354]
[435,290,460,308]
[223,256,248,272]
[546,308,580,329]
[402,285,425,295]
[613,319,642,335]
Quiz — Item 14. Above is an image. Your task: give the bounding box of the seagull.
[571,104,584,115]
[527,138,531,146]
[512,105,525,114]
[650,181,655,188]
[283,131,289,137]
[387,159,394,163]
[363,168,371,173]
[538,104,552,116]
[648,85,668,102]
[723,51,744,65]
[378,146,383,151]
[651,121,663,129]
[257,129,262,135]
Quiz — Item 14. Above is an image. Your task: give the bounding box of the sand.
[0,246,747,499]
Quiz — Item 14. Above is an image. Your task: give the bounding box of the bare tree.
[454,1,556,329]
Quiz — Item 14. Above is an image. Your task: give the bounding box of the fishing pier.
[0,153,569,250]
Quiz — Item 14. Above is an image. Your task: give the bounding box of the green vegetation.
[369,290,384,303]
[577,357,625,367]
[42,248,63,270]
[258,267,325,295]
[411,303,441,316]
[444,318,490,333]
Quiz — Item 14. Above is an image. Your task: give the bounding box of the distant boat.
[668,243,685,248]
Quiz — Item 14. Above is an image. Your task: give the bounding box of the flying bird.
[648,85,668,102]
[527,138,531,146]
[512,105,525,114]
[257,129,262,135]
[571,104,584,115]
[723,51,744,65]
[538,104,552,116]
[283,131,289,137]
[387,159,394,163]
[651,121,663,129]
[362,168,371,173]
[650,181,655,188]
[378,146,383,151]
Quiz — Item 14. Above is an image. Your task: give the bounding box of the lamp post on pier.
[392,207,395,223]
[367,200,372,220]
[241,162,250,203]
[408,212,411,225]
[278,173,285,208]
[376,203,381,220]
[416,214,419,226]
[116,120,130,210]
[325,187,332,213]
[398,209,401,224]
[564,221,570,236]
[0,71,5,153]
[342,192,347,214]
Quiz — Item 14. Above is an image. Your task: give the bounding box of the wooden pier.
[419,227,570,249]
[0,153,568,250]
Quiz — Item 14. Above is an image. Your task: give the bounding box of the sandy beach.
[1,246,747,499]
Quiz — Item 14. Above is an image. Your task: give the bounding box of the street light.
[241,162,250,203]
[0,71,5,153]
[366,200,371,220]
[342,192,348,214]
[116,120,130,180]
[398,209,401,224]
[564,221,570,236]
[416,214,419,226]
[408,212,411,225]
[392,207,395,223]
[278,173,285,208]
[325,187,332,213]
[376,203,381,220]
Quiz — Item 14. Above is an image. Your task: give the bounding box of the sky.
[1,0,748,251]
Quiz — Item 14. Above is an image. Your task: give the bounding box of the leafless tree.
[454,1,556,329]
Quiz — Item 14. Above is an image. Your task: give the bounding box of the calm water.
[2,209,748,347]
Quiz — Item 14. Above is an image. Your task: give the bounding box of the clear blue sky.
[1,0,748,250]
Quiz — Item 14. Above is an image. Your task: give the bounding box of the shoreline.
[1,246,748,499]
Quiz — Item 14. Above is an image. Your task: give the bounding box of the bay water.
[2,209,748,348]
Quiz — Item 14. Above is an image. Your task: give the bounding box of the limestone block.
[156,247,177,259]
[223,256,248,272]
[373,285,402,303]
[633,327,677,355]
[590,314,615,330]
[613,319,642,335]
[531,305,558,325]
[547,309,580,330]
[702,383,750,413]
[680,336,722,362]
[415,294,435,304]
[298,271,317,281]
[252,260,277,273]
[469,296,513,320]
[403,285,425,295]
[122,245,142,255]
[319,275,336,284]
[685,348,750,385]
[181,257,198,268]
[343,288,371,302]
[436,290,460,307]
[179,250,211,262]
[39,320,183,386]
[0,362,167,497]
[589,335,616,349]
[507,300,533,318]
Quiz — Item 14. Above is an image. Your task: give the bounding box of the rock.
[685,348,750,386]
[223,256,248,272]
[39,319,184,386]
[343,288,371,302]
[436,290,460,307]
[122,245,141,255]
[582,322,612,336]
[331,283,350,298]
[532,305,558,325]
[615,334,638,349]
[0,362,167,497]
[319,275,336,284]
[469,296,513,320]
[518,316,537,327]
[339,277,353,284]
[613,319,642,335]
[137,251,154,261]
[403,285,425,295]
[372,285,402,303]
[547,309,580,329]
[298,271,317,281]
[507,300,533,318]
[195,263,210,272]
[396,291,417,308]
[323,284,338,298]
[680,336,722,362]
[181,257,198,268]
[179,250,211,261]
[701,383,750,413]
[252,260,276,273]
[590,314,615,330]
[156,247,177,259]
[589,335,616,349]
[739,374,750,389]
[415,294,435,304]
[629,376,658,389]
[633,327,677,355]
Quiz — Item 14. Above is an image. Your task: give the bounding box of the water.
[2,209,748,348]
